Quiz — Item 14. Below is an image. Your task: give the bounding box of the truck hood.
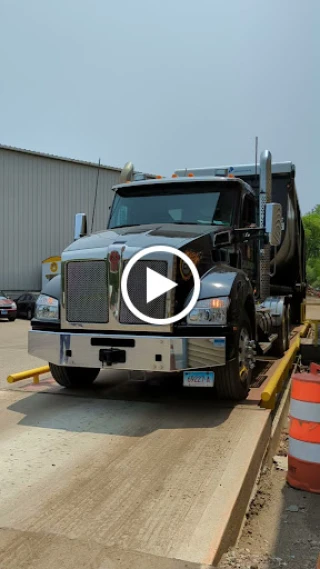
[65,223,227,252]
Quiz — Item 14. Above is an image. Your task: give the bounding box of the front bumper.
[28,330,226,372]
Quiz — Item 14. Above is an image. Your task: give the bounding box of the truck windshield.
[108,182,238,229]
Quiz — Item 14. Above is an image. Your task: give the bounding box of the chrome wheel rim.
[238,326,250,383]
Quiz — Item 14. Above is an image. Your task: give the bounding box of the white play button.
[146,267,178,304]
[121,245,201,326]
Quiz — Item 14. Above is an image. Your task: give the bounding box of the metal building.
[0,145,121,292]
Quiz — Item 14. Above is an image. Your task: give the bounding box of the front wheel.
[8,317,16,322]
[49,363,100,388]
[215,315,254,401]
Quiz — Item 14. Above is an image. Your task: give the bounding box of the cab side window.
[241,195,256,227]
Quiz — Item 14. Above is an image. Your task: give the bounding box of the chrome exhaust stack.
[259,150,272,300]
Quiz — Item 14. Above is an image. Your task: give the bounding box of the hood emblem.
[180,249,201,281]
[109,250,120,273]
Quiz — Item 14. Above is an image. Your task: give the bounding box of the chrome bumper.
[28,330,226,372]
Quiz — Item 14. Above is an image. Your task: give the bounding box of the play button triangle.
[146,267,178,304]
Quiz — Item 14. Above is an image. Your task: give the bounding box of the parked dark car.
[15,293,38,320]
[0,291,17,321]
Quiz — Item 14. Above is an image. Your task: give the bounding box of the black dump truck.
[28,150,306,400]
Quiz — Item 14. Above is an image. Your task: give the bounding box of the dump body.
[239,168,306,297]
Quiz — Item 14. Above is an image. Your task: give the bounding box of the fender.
[41,275,61,301]
[198,264,257,337]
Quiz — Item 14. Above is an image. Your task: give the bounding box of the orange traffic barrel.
[287,362,320,493]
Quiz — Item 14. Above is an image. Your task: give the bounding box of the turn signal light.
[188,173,195,177]
[210,298,225,309]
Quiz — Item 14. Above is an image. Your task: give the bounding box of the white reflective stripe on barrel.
[290,399,320,423]
[289,438,320,464]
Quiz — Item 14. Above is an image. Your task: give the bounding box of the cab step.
[258,334,278,354]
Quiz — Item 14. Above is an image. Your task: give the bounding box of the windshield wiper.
[170,221,226,226]
[165,221,200,225]
[108,224,143,229]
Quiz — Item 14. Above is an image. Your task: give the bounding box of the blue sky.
[1,0,318,213]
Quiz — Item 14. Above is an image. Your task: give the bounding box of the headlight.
[11,302,17,310]
[187,297,230,325]
[35,294,59,320]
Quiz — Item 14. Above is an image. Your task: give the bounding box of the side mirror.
[74,213,87,240]
[265,203,282,246]
[213,230,232,247]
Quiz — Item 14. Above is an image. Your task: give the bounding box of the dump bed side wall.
[271,174,306,291]
[239,172,306,294]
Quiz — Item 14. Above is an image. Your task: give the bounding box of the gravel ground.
[218,418,320,569]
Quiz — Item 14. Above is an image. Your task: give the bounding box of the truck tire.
[215,314,253,401]
[49,363,100,388]
[271,305,290,358]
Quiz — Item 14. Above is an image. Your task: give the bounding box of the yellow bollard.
[7,366,50,385]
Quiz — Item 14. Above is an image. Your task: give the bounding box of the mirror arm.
[233,227,265,243]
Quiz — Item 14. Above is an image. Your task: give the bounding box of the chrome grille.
[66,261,109,323]
[120,260,168,324]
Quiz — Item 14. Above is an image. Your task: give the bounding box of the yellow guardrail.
[260,322,310,410]
[7,365,50,385]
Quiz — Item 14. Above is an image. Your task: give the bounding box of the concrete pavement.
[0,318,272,569]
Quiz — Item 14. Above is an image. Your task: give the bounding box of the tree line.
[302,205,320,289]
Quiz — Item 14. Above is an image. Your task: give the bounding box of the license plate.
[183,371,215,387]
[1,310,8,315]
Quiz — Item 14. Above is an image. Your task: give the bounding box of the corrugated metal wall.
[0,147,121,291]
